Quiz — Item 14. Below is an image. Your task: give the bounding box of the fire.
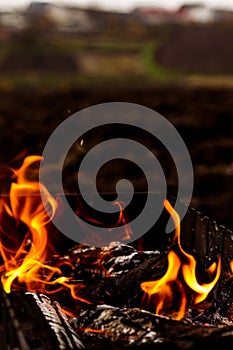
[113,200,133,241]
[75,199,133,246]
[0,155,89,303]
[0,155,133,305]
[141,199,221,320]
[0,154,223,322]
[230,260,233,274]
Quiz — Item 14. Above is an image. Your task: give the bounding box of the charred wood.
[71,305,233,350]
[0,288,84,350]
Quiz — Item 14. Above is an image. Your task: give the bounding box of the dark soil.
[156,25,233,74]
[0,85,232,231]
[0,52,78,72]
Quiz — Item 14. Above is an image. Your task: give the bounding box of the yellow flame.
[140,199,221,320]
[0,156,223,317]
[230,260,233,274]
[0,156,89,304]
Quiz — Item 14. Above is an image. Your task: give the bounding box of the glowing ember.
[140,199,221,320]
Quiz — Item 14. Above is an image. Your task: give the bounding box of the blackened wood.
[72,305,233,350]
[222,228,233,273]
[92,251,168,307]
[193,212,209,265]
[180,207,196,251]
[60,242,159,280]
[207,220,223,263]
[0,288,84,350]
[52,250,166,308]
[213,273,233,321]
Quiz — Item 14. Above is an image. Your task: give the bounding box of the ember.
[0,155,233,349]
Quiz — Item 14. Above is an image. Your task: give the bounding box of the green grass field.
[0,31,177,91]
[1,24,233,91]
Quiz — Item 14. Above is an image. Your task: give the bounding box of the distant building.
[133,3,216,25]
[178,3,215,23]
[48,5,94,32]
[27,2,95,33]
[1,0,233,35]
[213,9,233,23]
[133,7,182,25]
[0,11,26,30]
[84,8,137,33]
[28,1,48,15]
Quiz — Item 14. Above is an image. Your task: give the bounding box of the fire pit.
[0,155,233,349]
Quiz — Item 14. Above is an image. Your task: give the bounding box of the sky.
[0,0,233,12]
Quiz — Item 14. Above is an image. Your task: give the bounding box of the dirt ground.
[0,52,78,73]
[156,24,233,74]
[0,84,232,231]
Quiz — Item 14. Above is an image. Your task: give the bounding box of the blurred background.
[0,0,232,231]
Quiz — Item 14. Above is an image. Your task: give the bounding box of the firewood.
[71,304,233,350]
[0,288,84,350]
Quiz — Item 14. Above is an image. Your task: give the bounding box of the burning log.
[1,286,233,350]
[53,199,222,321]
[0,154,233,349]
[71,305,233,350]
[46,242,162,310]
[49,239,231,325]
[0,288,84,349]
[68,241,160,277]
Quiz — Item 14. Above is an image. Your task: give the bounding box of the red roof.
[136,7,177,17]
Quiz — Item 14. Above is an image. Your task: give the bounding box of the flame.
[0,155,223,322]
[230,260,233,274]
[113,200,133,241]
[75,199,133,246]
[141,199,221,320]
[0,155,133,306]
[0,156,89,304]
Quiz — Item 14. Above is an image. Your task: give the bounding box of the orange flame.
[75,199,133,246]
[113,200,133,241]
[141,199,221,320]
[230,260,233,274]
[0,155,223,322]
[0,156,89,304]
